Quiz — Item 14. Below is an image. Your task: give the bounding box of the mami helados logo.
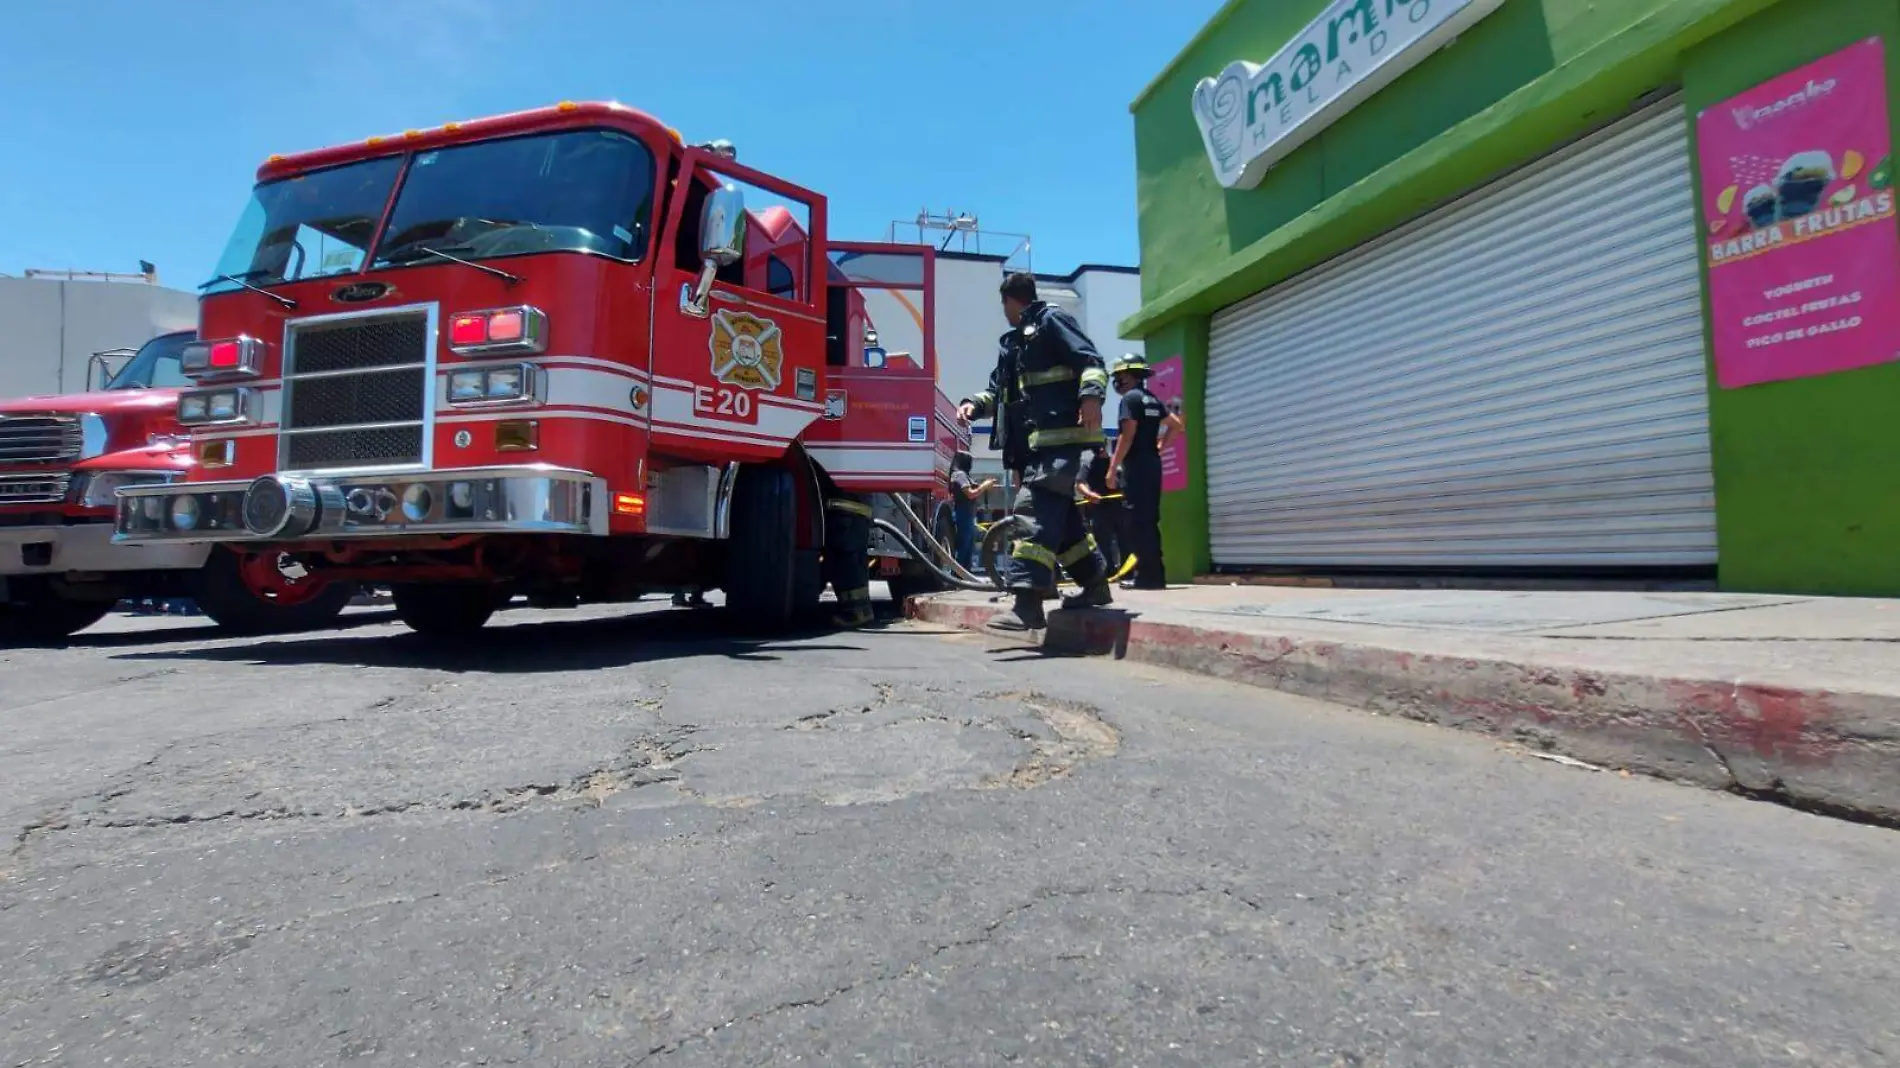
[1731,76,1839,131]
[1192,0,1504,190]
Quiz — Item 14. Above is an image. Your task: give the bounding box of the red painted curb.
[908,596,1900,824]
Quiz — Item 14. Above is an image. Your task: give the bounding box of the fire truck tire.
[192,548,356,636]
[0,584,114,645]
[723,465,799,631]
[391,584,499,638]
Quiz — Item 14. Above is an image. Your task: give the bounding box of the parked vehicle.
[111,102,967,635]
[0,331,355,643]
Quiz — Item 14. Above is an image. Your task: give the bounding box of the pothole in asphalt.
[677,687,1122,807]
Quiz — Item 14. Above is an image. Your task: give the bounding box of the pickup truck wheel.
[392,584,498,638]
[722,465,797,632]
[193,547,356,636]
[0,584,114,645]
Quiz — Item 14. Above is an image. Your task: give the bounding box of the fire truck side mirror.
[698,183,746,268]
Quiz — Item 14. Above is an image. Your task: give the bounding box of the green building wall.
[1127,0,1900,594]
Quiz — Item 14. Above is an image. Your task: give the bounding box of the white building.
[0,273,198,399]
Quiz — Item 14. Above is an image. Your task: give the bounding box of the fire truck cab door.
[647,156,827,464]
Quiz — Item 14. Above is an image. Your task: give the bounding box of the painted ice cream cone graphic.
[1193,69,1248,177]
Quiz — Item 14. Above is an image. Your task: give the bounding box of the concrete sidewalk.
[908,584,1900,825]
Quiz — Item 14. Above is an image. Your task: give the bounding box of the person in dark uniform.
[1105,354,1184,591]
[959,273,1113,631]
[823,491,876,627]
[1075,447,1126,579]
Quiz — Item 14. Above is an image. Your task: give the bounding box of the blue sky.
[0,0,1222,286]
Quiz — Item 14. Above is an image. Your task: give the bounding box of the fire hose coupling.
[113,467,605,543]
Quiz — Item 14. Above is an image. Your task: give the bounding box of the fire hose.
[871,493,997,593]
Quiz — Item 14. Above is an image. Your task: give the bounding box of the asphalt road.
[2,598,1897,1067]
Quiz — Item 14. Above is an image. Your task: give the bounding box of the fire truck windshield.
[373,129,656,269]
[104,331,194,390]
[203,156,404,295]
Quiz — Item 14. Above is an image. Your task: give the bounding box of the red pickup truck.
[0,330,355,643]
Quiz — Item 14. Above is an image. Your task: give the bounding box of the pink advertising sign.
[1146,355,1191,493]
[1697,37,1900,389]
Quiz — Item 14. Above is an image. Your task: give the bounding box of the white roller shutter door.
[1205,98,1716,569]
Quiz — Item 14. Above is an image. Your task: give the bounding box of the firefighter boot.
[988,591,1048,632]
[1061,582,1114,610]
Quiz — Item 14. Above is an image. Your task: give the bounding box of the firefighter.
[823,492,876,628]
[1075,446,1126,579]
[958,273,1113,631]
[1105,353,1184,591]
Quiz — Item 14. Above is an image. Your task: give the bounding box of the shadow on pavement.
[6,610,402,652]
[107,604,907,674]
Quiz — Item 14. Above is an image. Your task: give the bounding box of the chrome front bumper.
[114,466,607,544]
[1,521,211,575]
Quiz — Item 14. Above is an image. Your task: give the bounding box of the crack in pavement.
[629,883,1262,1064]
[6,728,707,859]
[784,680,898,732]
[0,668,183,716]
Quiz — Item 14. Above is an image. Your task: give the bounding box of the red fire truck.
[112,102,970,635]
[2,330,357,642]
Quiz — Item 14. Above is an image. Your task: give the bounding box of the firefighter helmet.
[1110,354,1151,378]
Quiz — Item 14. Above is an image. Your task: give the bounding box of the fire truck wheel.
[391,584,500,638]
[0,584,114,645]
[193,547,356,636]
[723,465,799,631]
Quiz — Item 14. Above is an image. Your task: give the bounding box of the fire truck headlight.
[449,371,487,402]
[401,483,433,523]
[448,481,475,512]
[73,470,179,508]
[169,495,201,531]
[447,365,535,406]
[485,367,525,399]
[178,388,253,425]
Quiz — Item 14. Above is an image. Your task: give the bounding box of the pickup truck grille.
[282,312,430,471]
[0,473,71,505]
[0,416,81,465]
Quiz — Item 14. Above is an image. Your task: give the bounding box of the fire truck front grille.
[282,312,431,471]
[0,473,71,505]
[0,416,82,465]
[285,427,425,470]
[289,368,427,428]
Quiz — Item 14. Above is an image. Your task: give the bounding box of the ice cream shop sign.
[1697,38,1900,389]
[1191,0,1506,190]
